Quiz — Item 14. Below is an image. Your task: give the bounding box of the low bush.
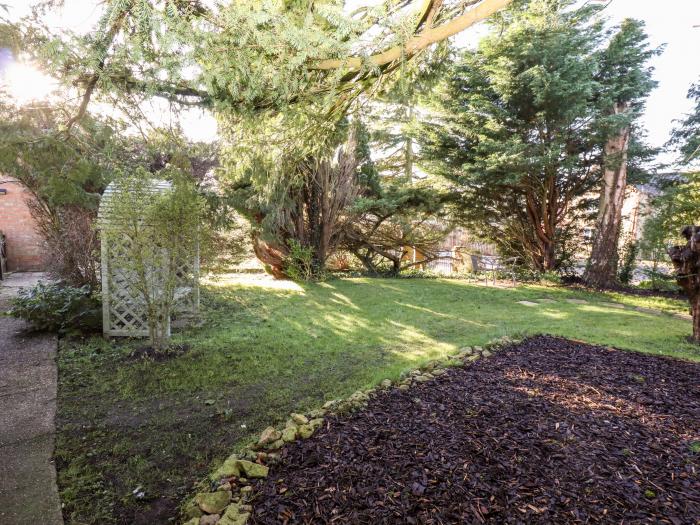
[618,239,639,285]
[636,278,682,294]
[7,281,101,334]
[284,239,317,282]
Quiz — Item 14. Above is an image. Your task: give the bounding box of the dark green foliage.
[420,0,605,271]
[0,107,122,211]
[7,281,101,334]
[618,239,639,285]
[637,277,681,294]
[642,173,700,257]
[669,82,700,164]
[284,239,316,282]
[595,18,659,118]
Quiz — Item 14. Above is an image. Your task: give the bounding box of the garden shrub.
[618,239,639,285]
[540,271,563,285]
[284,239,316,281]
[636,278,682,293]
[7,281,101,334]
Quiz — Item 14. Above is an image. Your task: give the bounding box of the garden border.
[179,335,522,525]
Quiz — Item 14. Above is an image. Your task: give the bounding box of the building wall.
[0,177,47,271]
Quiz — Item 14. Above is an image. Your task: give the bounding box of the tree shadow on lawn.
[55,278,698,524]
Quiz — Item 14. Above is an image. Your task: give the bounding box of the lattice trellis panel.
[99,180,199,338]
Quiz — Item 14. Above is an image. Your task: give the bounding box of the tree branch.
[312,0,511,72]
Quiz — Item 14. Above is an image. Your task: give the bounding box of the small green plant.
[618,239,639,285]
[540,271,562,285]
[284,239,316,282]
[637,278,681,293]
[7,281,101,334]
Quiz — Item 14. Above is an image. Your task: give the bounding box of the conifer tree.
[420,0,605,271]
[584,19,658,289]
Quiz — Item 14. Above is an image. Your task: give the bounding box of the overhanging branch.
[312,0,511,72]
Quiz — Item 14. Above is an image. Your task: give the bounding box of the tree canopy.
[419,0,608,271]
[669,81,700,164]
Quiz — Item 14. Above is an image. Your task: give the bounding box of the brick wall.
[0,177,47,271]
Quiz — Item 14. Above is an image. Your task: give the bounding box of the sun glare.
[1,62,57,104]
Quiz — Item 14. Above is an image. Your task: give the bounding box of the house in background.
[0,176,48,274]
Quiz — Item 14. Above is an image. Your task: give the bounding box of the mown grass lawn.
[55,276,699,524]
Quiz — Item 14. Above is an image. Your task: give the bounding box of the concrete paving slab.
[517,301,539,307]
[601,302,626,309]
[0,278,63,525]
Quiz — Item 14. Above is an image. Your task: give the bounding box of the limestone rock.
[309,418,324,431]
[349,390,369,402]
[196,491,231,514]
[258,426,281,445]
[211,454,241,480]
[482,349,492,358]
[414,375,432,383]
[458,347,473,357]
[298,424,315,439]
[307,408,325,418]
[398,384,410,391]
[281,426,297,442]
[200,514,221,525]
[290,413,308,425]
[183,519,200,525]
[267,439,284,450]
[236,460,268,479]
[466,354,481,362]
[218,503,250,525]
[380,379,392,389]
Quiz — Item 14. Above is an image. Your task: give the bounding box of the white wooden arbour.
[99,180,200,337]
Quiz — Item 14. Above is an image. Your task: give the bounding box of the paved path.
[0,273,63,525]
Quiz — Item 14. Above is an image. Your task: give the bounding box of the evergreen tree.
[420,0,605,271]
[584,18,658,289]
[669,80,700,164]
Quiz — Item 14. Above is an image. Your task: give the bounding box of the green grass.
[55,277,699,524]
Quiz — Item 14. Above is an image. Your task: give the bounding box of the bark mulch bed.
[250,336,700,524]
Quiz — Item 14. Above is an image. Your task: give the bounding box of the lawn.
[55,276,699,524]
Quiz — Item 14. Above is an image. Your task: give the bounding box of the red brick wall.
[0,177,47,271]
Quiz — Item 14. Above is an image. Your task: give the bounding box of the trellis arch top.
[98,179,200,337]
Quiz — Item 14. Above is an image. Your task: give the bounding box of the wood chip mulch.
[250,336,700,524]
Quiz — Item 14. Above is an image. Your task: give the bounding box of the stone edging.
[180,335,521,525]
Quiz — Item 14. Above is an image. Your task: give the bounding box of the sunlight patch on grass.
[540,310,570,320]
[203,273,306,293]
[330,292,360,310]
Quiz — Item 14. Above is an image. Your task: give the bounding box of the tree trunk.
[523,178,558,272]
[251,232,288,279]
[584,103,630,289]
[668,225,700,343]
[692,295,700,344]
